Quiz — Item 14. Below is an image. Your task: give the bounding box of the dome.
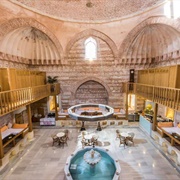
[10,0,164,22]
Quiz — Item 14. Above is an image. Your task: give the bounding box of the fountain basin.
[64,147,121,180]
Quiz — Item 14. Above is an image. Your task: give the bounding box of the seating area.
[51,129,69,148]
[115,129,135,148]
[157,122,180,146]
[1,123,29,148]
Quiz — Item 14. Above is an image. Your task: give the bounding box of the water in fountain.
[69,148,116,180]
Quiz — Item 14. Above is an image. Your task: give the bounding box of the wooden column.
[27,105,32,132]
[153,103,158,131]
[54,95,58,120]
[0,131,4,159]
[125,84,129,120]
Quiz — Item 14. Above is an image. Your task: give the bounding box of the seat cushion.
[13,123,28,129]
[0,125,8,132]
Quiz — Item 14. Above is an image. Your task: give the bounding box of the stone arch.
[65,29,118,59]
[69,77,112,105]
[119,16,180,59]
[0,17,64,63]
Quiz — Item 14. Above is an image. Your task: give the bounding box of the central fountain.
[64,147,121,180]
[83,149,101,166]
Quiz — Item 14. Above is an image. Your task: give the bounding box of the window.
[164,0,180,19]
[164,0,171,18]
[173,0,180,19]
[84,37,97,60]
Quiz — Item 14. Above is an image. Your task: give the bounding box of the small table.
[120,132,130,138]
[84,134,98,140]
[57,132,65,138]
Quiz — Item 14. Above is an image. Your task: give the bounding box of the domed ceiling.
[10,0,164,22]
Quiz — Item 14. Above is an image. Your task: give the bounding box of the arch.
[0,17,64,63]
[65,29,118,60]
[71,77,112,99]
[119,16,180,59]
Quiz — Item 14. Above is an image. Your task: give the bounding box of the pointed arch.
[70,76,112,101]
[65,29,118,60]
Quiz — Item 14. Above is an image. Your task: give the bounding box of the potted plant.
[47,76,58,92]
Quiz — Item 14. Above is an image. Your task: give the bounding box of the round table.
[57,132,65,138]
[120,132,129,138]
[84,134,98,140]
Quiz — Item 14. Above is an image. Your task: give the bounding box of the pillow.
[8,122,13,129]
[178,123,180,128]
[114,109,120,113]
[0,125,8,132]
[158,122,173,127]
[13,123,28,129]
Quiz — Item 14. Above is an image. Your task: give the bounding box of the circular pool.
[64,147,120,180]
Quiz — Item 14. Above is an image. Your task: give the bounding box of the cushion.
[114,109,120,113]
[13,123,28,129]
[178,123,180,128]
[8,122,13,129]
[0,125,8,132]
[158,122,173,127]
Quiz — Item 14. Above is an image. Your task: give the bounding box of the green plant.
[47,76,58,84]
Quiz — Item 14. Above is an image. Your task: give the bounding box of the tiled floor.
[1,123,180,180]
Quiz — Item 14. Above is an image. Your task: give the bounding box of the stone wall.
[75,80,108,105]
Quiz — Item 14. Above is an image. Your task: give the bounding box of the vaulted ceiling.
[0,27,60,60]
[122,24,180,60]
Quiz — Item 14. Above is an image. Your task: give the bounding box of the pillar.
[27,105,32,132]
[153,103,158,131]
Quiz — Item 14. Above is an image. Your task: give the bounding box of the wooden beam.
[0,129,4,159]
[54,95,58,120]
[153,103,158,131]
[27,105,32,132]
[125,83,129,120]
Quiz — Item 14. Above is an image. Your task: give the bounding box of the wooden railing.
[0,83,60,116]
[124,83,180,111]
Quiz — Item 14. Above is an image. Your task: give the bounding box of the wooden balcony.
[0,83,60,117]
[123,83,180,111]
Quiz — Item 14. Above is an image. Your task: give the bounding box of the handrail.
[123,82,180,111]
[0,83,60,117]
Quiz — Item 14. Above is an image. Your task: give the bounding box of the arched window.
[84,37,97,60]
[164,0,180,19]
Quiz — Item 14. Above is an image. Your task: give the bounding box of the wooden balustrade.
[123,82,180,112]
[0,83,60,117]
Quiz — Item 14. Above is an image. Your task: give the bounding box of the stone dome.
[10,0,164,22]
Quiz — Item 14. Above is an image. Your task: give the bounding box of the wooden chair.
[59,136,68,147]
[116,129,121,139]
[126,132,135,146]
[119,135,126,148]
[51,134,59,146]
[64,129,70,140]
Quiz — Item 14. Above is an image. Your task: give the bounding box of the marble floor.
[1,123,180,180]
